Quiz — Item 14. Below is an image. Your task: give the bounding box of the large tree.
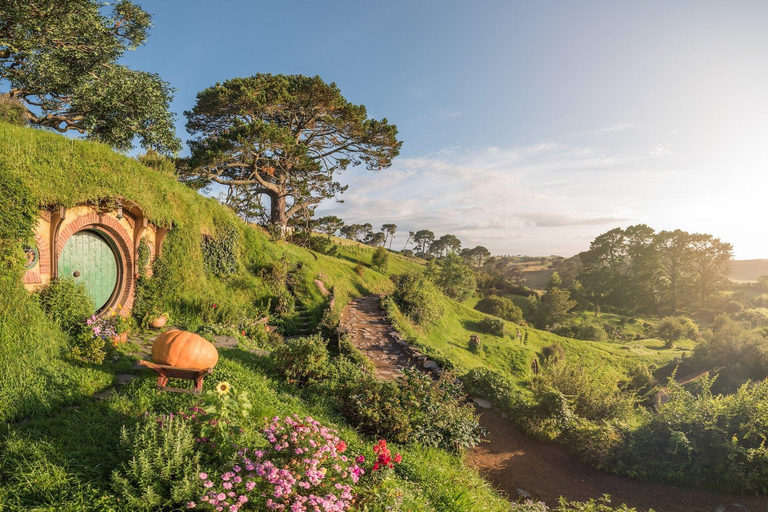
[184,74,401,230]
[0,0,180,152]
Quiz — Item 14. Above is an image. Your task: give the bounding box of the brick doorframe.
[55,212,135,312]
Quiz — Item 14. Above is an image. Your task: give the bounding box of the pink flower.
[186,502,196,509]
[199,472,208,480]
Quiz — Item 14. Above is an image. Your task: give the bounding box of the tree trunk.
[270,194,288,234]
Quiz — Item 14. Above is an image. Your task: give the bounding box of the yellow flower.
[215,381,231,395]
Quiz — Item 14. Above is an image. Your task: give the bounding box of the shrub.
[656,316,699,348]
[533,362,635,422]
[574,322,608,342]
[111,414,203,510]
[36,279,94,335]
[737,308,768,328]
[725,300,744,314]
[462,367,525,413]
[337,368,483,451]
[274,288,296,317]
[475,295,524,323]
[390,273,444,325]
[541,344,565,364]
[272,334,329,385]
[0,95,27,126]
[371,246,389,273]
[479,317,505,336]
[750,294,768,308]
[201,222,240,277]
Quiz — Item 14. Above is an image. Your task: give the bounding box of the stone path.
[340,295,412,379]
[341,295,768,512]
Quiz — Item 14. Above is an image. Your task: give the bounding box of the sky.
[121,0,768,259]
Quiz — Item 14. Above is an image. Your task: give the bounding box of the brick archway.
[56,212,135,312]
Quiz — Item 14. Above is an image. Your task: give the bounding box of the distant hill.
[729,259,768,283]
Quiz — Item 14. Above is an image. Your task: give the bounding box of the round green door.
[58,230,119,311]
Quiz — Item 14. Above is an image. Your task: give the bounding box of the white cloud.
[650,144,672,156]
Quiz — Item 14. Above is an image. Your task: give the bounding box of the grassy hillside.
[0,121,404,420]
[387,293,686,389]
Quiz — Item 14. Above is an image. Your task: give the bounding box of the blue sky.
[122,1,768,258]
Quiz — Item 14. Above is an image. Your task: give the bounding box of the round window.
[23,242,39,269]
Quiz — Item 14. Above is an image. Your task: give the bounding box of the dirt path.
[342,296,768,512]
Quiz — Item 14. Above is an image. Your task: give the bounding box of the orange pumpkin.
[151,329,219,370]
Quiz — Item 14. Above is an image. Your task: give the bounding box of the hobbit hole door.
[58,230,119,311]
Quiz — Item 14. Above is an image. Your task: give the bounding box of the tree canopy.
[0,0,180,153]
[184,74,401,230]
[578,225,733,314]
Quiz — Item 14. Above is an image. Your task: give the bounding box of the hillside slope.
[729,259,768,282]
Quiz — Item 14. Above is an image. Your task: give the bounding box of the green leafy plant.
[475,295,524,323]
[36,279,94,336]
[371,246,389,272]
[111,414,203,510]
[196,381,252,458]
[201,222,240,277]
[390,273,444,325]
[272,334,330,385]
[479,317,505,336]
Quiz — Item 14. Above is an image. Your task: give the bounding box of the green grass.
[0,348,509,511]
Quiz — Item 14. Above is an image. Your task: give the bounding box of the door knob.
[73,270,81,277]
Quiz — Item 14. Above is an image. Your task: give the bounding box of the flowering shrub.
[196,415,364,511]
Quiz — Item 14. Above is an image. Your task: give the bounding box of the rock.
[212,335,238,348]
[731,504,751,512]
[116,374,136,386]
[516,489,532,499]
[423,360,439,369]
[473,397,493,409]
[714,506,726,512]
[93,389,114,400]
[501,411,509,419]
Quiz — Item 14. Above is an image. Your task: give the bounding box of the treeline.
[577,225,733,316]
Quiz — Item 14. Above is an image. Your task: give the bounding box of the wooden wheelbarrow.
[136,360,213,394]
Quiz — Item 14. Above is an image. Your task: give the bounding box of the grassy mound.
[0,122,400,421]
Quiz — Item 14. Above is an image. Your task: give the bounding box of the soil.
[342,295,768,512]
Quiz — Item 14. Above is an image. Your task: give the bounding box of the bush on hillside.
[36,279,94,336]
[532,362,636,423]
[371,246,389,273]
[574,322,609,342]
[0,95,27,126]
[462,367,527,413]
[656,316,699,348]
[619,379,768,493]
[272,334,329,386]
[749,294,768,308]
[336,368,483,452]
[542,344,566,364]
[737,308,768,328]
[479,317,505,336]
[725,300,744,314]
[201,221,240,277]
[391,272,444,325]
[475,295,524,323]
[111,414,203,510]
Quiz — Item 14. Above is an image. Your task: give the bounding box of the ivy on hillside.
[201,222,240,277]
